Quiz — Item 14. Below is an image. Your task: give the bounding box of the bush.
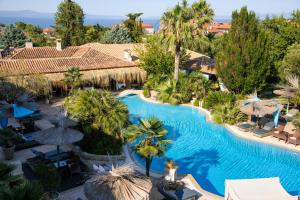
[78,130,123,155]
[292,112,300,130]
[143,88,150,98]
[0,162,24,188]
[65,89,129,137]
[194,99,200,107]
[0,129,22,148]
[0,181,44,200]
[34,164,61,191]
[202,91,236,110]
[103,26,133,44]
[212,103,247,125]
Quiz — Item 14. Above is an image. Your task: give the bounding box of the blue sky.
[0,0,299,17]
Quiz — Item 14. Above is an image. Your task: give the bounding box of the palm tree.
[188,71,211,99]
[63,66,82,93]
[157,79,182,104]
[0,181,44,200]
[123,117,171,177]
[160,0,214,81]
[0,162,24,189]
[64,89,129,138]
[124,13,143,42]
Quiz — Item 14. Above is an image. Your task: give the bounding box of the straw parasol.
[32,127,83,146]
[240,100,278,117]
[84,165,152,200]
[274,76,299,114]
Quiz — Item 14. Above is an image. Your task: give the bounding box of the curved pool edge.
[117,89,300,155]
[123,144,224,200]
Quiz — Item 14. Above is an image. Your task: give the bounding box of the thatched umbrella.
[84,165,152,200]
[240,100,278,117]
[32,126,83,153]
[49,116,78,128]
[274,76,299,114]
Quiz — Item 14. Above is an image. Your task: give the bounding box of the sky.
[0,0,299,18]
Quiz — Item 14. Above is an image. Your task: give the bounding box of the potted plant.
[0,129,21,160]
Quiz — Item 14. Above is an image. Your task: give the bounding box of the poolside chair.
[253,121,275,138]
[287,130,300,146]
[272,125,287,142]
[238,121,256,132]
[238,116,258,132]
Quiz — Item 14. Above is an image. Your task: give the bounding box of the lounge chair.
[272,125,287,142]
[287,130,300,146]
[238,116,258,132]
[253,121,274,138]
[238,122,256,132]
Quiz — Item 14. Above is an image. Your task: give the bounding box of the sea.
[0,16,230,31]
[0,16,162,31]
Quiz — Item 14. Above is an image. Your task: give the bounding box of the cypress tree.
[55,0,84,46]
[216,7,271,94]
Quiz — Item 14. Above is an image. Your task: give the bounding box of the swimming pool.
[119,94,300,196]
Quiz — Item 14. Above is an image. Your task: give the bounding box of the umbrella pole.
[57,145,60,168]
[286,100,290,114]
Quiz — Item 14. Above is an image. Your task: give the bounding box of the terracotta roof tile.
[10,46,88,59]
[0,45,135,76]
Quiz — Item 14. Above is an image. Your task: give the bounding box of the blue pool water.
[119,94,300,196]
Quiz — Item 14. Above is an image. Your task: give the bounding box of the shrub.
[34,164,61,191]
[0,129,22,148]
[212,103,247,125]
[65,89,129,137]
[143,88,150,98]
[78,129,123,155]
[0,181,44,200]
[202,91,236,110]
[292,112,300,130]
[0,162,24,188]
[194,99,200,107]
[103,26,133,44]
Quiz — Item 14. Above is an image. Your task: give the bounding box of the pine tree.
[55,0,84,46]
[216,7,271,94]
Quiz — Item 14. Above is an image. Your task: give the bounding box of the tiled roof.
[42,27,54,33]
[82,43,140,62]
[141,23,153,29]
[0,42,215,76]
[186,50,216,75]
[0,45,135,75]
[10,46,89,59]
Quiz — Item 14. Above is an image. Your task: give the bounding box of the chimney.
[56,39,62,51]
[123,49,132,61]
[25,41,33,48]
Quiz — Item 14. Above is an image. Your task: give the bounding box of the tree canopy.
[64,89,129,137]
[123,13,143,42]
[103,26,133,44]
[0,24,27,48]
[15,22,47,46]
[160,0,214,81]
[281,43,300,78]
[137,35,179,76]
[216,7,271,94]
[123,117,170,176]
[55,0,84,46]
